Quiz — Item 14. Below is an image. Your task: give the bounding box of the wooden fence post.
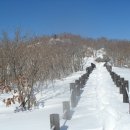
[62,101,70,120]
[70,88,77,108]
[50,114,60,130]
[112,72,116,82]
[112,72,114,79]
[81,74,86,86]
[120,78,124,94]
[86,67,89,74]
[70,83,77,108]
[116,75,120,87]
[116,75,121,87]
[75,80,81,96]
[124,80,129,91]
[123,80,129,103]
[86,67,91,75]
[70,83,75,91]
[110,72,114,80]
[76,84,81,96]
[114,74,118,85]
[123,88,129,103]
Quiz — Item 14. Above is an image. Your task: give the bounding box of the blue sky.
[0,0,130,40]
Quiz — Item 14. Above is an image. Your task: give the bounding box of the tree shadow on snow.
[36,99,44,108]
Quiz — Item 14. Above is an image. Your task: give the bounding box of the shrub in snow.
[95,55,110,63]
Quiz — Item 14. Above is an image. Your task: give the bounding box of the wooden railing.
[50,63,96,130]
[105,63,130,113]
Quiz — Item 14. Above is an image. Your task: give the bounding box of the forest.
[0,30,130,109]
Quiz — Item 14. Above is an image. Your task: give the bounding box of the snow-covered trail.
[0,62,130,130]
[67,63,129,130]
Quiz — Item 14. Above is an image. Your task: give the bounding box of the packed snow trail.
[0,62,130,130]
[67,63,129,130]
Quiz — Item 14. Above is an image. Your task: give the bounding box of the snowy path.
[67,63,129,130]
[0,63,130,130]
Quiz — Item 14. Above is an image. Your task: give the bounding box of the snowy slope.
[0,58,130,130]
[113,67,130,87]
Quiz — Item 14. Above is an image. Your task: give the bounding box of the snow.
[0,57,130,130]
[113,67,130,87]
[67,63,129,130]
[95,48,106,59]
